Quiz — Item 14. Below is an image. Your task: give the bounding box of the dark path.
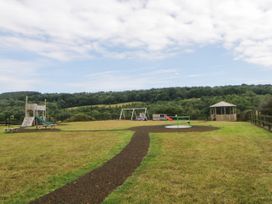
[31,125,217,204]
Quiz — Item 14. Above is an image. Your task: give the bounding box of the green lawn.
[0,121,136,204]
[58,120,168,131]
[104,122,272,204]
[1,121,271,204]
[0,120,166,203]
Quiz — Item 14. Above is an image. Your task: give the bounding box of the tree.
[259,97,272,115]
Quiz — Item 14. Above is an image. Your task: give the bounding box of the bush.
[259,97,272,115]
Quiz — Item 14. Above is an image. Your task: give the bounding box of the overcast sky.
[0,0,272,93]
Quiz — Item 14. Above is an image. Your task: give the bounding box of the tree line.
[0,84,271,124]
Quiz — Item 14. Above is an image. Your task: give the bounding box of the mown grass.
[0,121,137,204]
[104,122,272,204]
[58,120,169,131]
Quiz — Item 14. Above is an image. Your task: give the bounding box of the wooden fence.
[250,111,272,132]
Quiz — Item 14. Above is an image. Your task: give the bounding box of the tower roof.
[210,101,236,108]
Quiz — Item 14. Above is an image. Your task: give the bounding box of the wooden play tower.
[21,96,47,127]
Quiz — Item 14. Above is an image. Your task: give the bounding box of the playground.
[1,120,272,203]
[5,97,55,133]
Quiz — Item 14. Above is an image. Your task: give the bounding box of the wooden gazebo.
[210,101,237,121]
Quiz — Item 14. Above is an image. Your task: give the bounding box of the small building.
[210,101,237,121]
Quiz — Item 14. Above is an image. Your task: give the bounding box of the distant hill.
[0,84,271,123]
[1,84,272,107]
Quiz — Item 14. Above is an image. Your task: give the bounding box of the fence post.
[250,111,272,132]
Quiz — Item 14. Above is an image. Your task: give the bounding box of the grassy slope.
[66,102,144,110]
[0,121,136,204]
[104,122,272,204]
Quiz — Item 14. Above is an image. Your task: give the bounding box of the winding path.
[31,125,217,204]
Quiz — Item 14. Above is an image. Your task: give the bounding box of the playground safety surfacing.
[32,125,218,204]
[165,125,192,128]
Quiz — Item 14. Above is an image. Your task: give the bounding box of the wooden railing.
[251,111,272,132]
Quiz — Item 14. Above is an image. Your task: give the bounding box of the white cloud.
[67,68,181,91]
[0,0,272,67]
[0,59,42,91]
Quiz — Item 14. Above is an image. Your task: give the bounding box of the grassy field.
[0,120,166,203]
[1,121,271,203]
[0,121,148,204]
[66,101,144,110]
[58,120,168,131]
[104,122,272,204]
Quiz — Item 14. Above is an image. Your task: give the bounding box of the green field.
[105,122,272,203]
[66,101,144,110]
[0,120,164,203]
[0,121,272,203]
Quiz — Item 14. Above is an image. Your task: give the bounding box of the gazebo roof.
[210,101,236,108]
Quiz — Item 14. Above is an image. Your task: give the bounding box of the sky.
[0,0,272,93]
